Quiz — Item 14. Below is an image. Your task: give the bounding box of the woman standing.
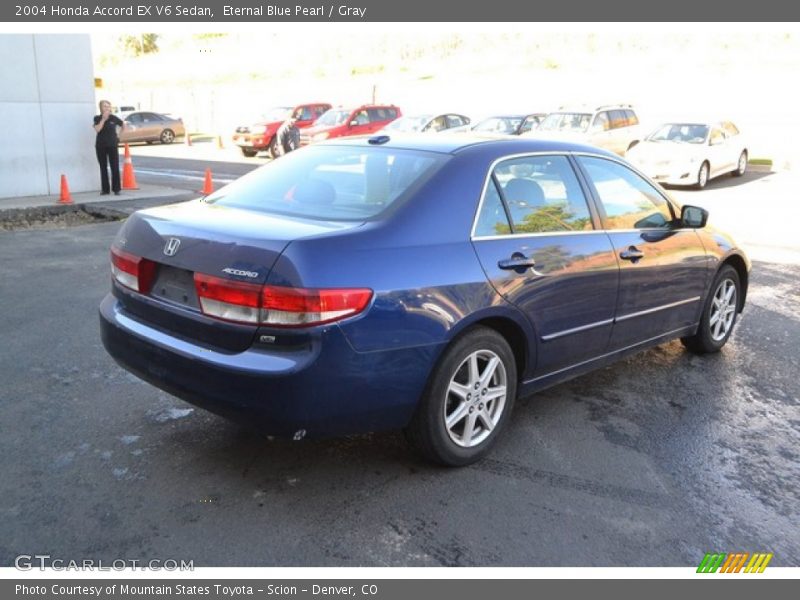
[92,100,125,195]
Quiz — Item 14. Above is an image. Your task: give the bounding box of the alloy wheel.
[709,279,737,342]
[698,163,709,188]
[444,349,507,448]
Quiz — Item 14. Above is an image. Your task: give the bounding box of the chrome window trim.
[470,150,680,242]
[615,296,701,323]
[470,150,596,240]
[541,318,614,342]
[473,230,607,242]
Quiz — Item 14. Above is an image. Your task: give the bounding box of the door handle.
[498,254,537,271]
[619,246,644,262]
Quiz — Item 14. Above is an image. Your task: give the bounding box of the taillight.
[261,285,373,327]
[194,273,262,324]
[110,247,156,293]
[193,273,372,327]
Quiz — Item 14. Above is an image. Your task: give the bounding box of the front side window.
[577,156,674,229]
[446,115,468,128]
[475,155,593,236]
[315,109,350,127]
[591,112,610,132]
[294,106,313,120]
[205,146,446,222]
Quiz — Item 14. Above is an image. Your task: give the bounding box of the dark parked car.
[100,136,750,466]
[119,111,185,145]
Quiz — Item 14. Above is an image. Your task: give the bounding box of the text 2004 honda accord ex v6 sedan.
[99,135,749,466]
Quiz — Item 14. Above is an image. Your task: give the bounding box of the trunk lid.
[113,200,359,351]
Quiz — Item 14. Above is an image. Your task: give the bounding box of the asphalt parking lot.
[1,182,798,568]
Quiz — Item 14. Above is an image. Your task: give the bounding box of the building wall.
[0,34,97,199]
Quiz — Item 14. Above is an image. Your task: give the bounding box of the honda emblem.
[163,237,181,256]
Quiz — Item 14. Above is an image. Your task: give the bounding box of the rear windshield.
[205,145,447,221]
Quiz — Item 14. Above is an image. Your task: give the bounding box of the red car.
[234,103,332,157]
[300,104,402,145]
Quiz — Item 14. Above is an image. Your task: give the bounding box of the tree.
[119,34,159,57]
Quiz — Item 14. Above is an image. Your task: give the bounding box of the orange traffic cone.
[199,168,214,195]
[216,135,225,150]
[122,143,139,190]
[58,174,73,204]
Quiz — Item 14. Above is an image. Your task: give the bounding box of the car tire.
[627,140,640,151]
[240,148,257,158]
[694,161,710,189]
[268,137,280,159]
[681,265,741,354]
[160,129,175,144]
[733,151,748,177]
[405,326,517,466]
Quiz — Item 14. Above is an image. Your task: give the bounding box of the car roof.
[321,133,619,157]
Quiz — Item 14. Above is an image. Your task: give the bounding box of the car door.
[707,126,730,177]
[292,105,316,129]
[122,112,143,141]
[471,154,619,376]
[575,155,710,350]
[139,112,162,140]
[607,110,628,155]
[346,109,373,136]
[588,111,612,150]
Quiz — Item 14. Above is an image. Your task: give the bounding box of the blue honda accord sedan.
[99,135,749,465]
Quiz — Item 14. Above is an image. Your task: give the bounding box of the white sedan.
[626,121,748,189]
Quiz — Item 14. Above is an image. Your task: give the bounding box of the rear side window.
[577,156,674,229]
[625,110,639,125]
[206,146,445,222]
[475,155,593,235]
[368,108,397,122]
[474,179,511,237]
[722,121,739,136]
[608,110,627,129]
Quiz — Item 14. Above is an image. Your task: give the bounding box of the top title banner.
[2,0,797,21]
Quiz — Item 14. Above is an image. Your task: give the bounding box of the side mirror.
[682,205,708,228]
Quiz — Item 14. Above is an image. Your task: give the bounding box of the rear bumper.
[99,294,439,437]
